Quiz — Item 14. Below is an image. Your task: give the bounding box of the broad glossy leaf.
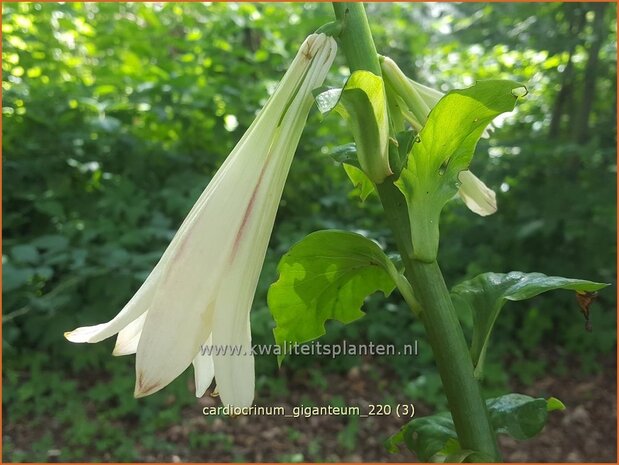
[396,80,526,261]
[487,393,565,440]
[268,230,401,362]
[451,271,608,377]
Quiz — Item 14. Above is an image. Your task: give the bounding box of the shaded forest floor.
[4,355,616,462]
[500,355,616,462]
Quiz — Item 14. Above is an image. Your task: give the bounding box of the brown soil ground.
[152,356,616,462]
[5,356,616,462]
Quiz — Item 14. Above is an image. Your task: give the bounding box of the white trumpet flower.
[380,56,497,216]
[65,33,337,407]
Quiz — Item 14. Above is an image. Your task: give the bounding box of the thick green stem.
[332,3,501,461]
[408,262,500,462]
[332,3,382,76]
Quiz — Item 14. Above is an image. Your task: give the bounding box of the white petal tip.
[133,385,159,398]
[64,324,108,343]
[465,197,497,216]
[458,171,498,217]
[112,346,134,357]
[223,397,255,410]
[194,376,210,398]
[476,205,497,217]
[112,333,140,357]
[134,371,165,398]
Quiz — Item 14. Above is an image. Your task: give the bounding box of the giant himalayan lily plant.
[380,56,497,217]
[65,33,337,407]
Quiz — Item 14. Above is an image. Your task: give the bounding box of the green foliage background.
[3,2,616,461]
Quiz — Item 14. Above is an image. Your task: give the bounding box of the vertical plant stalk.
[332,3,501,461]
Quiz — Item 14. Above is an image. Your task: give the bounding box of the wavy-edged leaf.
[451,271,609,378]
[268,230,403,363]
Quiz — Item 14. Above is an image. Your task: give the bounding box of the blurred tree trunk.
[573,3,609,144]
[549,4,586,138]
[548,54,575,138]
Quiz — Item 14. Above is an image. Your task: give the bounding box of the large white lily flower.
[65,33,337,407]
[380,56,497,216]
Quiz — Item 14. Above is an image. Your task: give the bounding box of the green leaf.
[329,143,359,166]
[330,145,379,200]
[385,412,457,461]
[395,129,414,162]
[451,271,609,377]
[387,393,564,460]
[268,230,402,363]
[441,449,477,463]
[3,262,34,292]
[343,163,375,201]
[437,439,477,463]
[31,234,70,251]
[315,71,391,182]
[388,129,414,176]
[487,393,559,440]
[10,244,40,264]
[314,86,342,115]
[384,429,406,454]
[546,397,566,412]
[395,80,526,262]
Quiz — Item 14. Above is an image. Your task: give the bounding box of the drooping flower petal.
[193,335,215,398]
[211,304,254,407]
[64,267,159,344]
[458,170,498,216]
[135,298,216,398]
[112,311,147,356]
[63,154,235,346]
[132,34,337,399]
[64,33,337,404]
[208,35,336,407]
